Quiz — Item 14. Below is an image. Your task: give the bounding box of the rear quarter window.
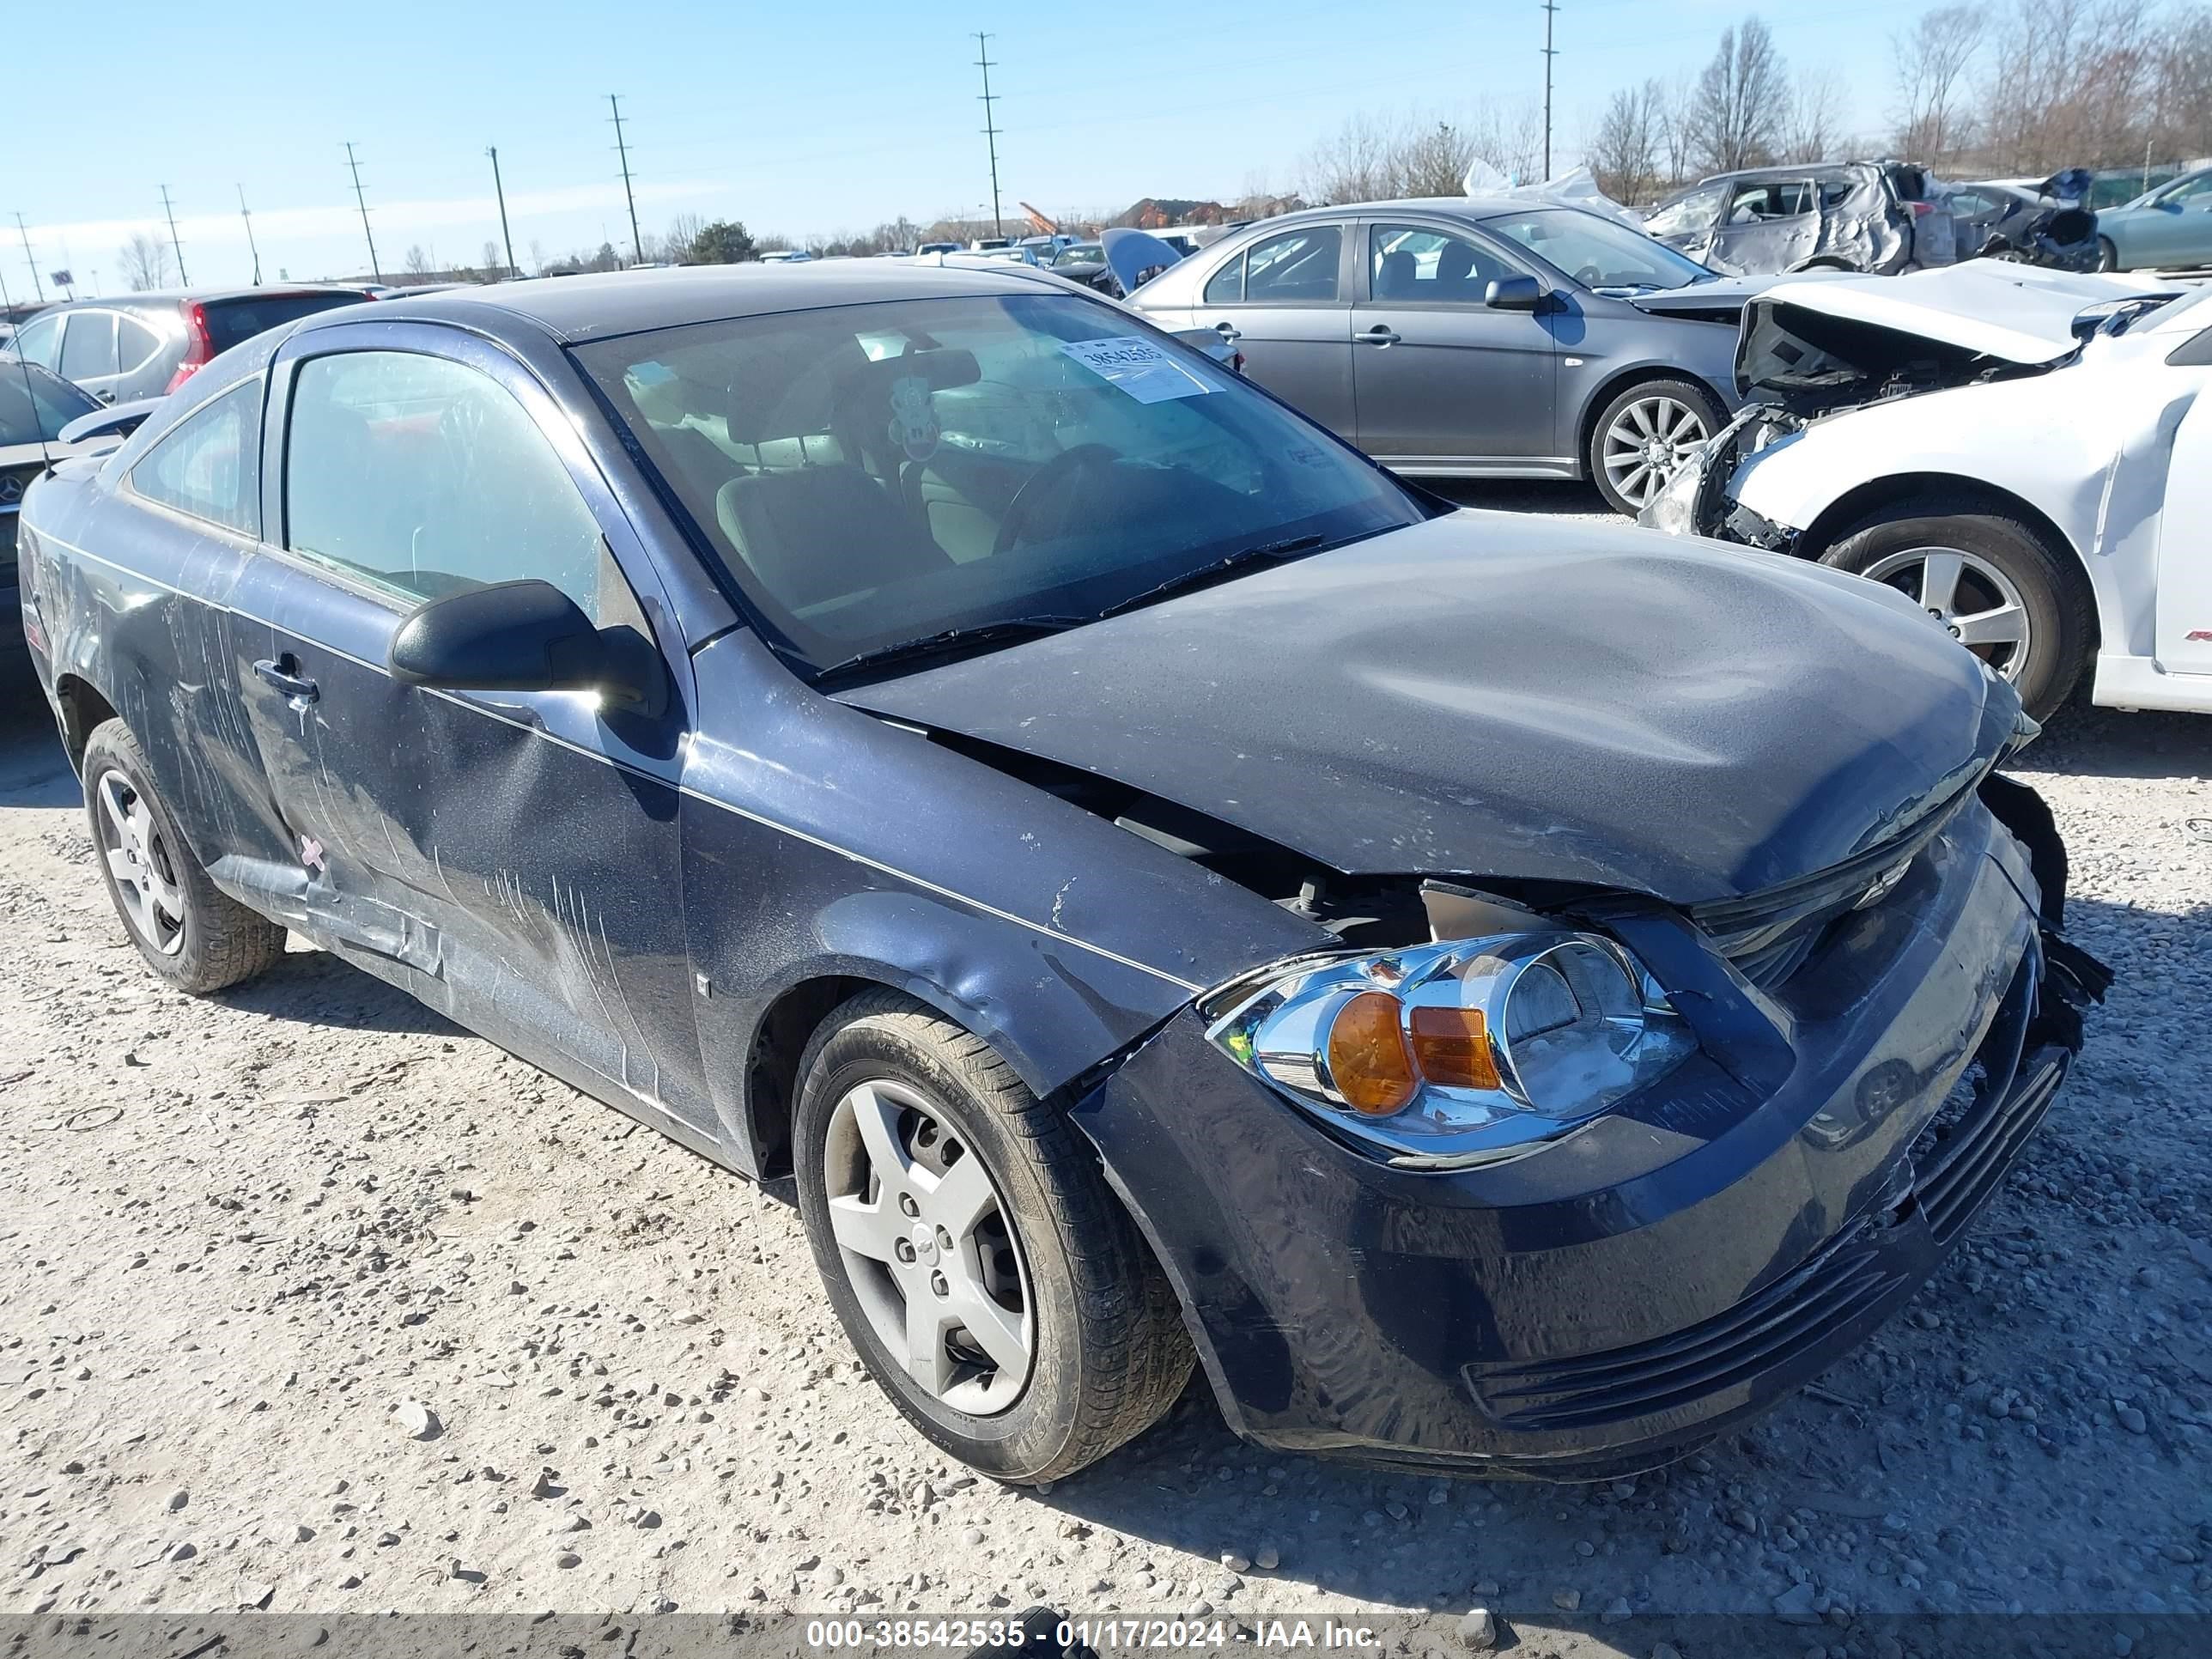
[129,382,261,538]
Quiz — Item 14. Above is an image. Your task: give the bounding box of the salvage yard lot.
[3,492,2209,1647]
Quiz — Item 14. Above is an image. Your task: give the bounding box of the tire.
[791,989,1193,1483]
[2096,236,2120,273]
[82,718,287,994]
[1587,377,1728,517]
[1816,496,2094,723]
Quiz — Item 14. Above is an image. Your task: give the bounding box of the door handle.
[1212,321,1243,343]
[253,657,320,704]
[1357,325,1400,346]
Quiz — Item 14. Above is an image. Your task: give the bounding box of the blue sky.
[6,0,1923,295]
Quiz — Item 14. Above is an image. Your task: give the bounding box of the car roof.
[322,260,1094,345]
[1205,197,1607,231]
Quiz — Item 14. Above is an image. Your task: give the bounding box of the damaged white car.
[1643,263,2212,719]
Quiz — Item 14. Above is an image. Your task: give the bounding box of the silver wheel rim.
[1601,394,1710,508]
[94,769,186,957]
[822,1079,1034,1415]
[1861,545,2033,682]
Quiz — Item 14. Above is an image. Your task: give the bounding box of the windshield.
[0,357,99,445]
[575,292,1423,675]
[1483,210,1711,291]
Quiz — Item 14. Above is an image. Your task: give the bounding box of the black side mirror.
[1485,275,1545,312]
[389,579,665,716]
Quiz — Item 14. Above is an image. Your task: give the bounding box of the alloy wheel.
[93,769,186,957]
[821,1079,1033,1415]
[1861,546,2033,681]
[1601,395,1711,510]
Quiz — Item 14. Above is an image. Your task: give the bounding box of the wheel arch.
[52,673,119,775]
[1794,472,2087,583]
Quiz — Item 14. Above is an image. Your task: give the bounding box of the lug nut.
[935,1225,953,1252]
[929,1272,949,1299]
[898,1193,919,1218]
[894,1239,915,1263]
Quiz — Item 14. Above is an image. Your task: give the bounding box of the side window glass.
[1370,225,1510,303]
[1202,254,1244,306]
[130,382,260,537]
[283,351,612,622]
[14,315,61,370]
[1644,187,1723,237]
[118,315,162,373]
[1242,227,1341,304]
[60,313,118,380]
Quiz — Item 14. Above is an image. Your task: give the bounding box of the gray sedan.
[1125,198,1747,514]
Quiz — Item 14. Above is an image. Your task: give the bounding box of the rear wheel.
[82,719,287,993]
[791,990,1192,1482]
[1589,379,1726,516]
[1817,498,2094,721]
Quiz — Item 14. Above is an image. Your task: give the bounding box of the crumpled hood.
[840,511,2016,904]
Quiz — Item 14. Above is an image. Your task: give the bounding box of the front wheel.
[1817,500,2094,721]
[82,719,287,993]
[2096,236,2120,272]
[1589,379,1726,517]
[791,990,1193,1483]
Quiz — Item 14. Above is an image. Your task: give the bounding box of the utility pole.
[608,96,643,266]
[344,143,381,282]
[487,146,518,278]
[159,186,189,285]
[237,186,262,285]
[1540,0,1560,180]
[12,214,42,302]
[974,33,1005,240]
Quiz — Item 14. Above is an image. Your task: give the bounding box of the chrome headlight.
[1204,933,1696,1166]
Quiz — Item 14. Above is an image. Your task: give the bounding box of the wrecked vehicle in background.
[1643,263,2212,720]
[1645,161,1956,276]
[1948,170,2100,270]
[2093,165,2212,272]
[21,261,2105,1486]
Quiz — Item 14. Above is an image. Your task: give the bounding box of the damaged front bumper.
[1638,404,1802,544]
[1074,783,2106,1478]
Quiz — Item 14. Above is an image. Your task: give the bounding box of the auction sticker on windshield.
[1059,336,1212,404]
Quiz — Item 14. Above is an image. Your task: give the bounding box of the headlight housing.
[1203,933,1696,1167]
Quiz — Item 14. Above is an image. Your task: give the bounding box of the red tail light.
[165,299,216,393]
[1908,200,1937,216]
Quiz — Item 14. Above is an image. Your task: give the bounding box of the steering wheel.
[1576,264,1606,286]
[993,443,1122,556]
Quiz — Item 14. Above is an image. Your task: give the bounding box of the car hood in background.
[839,512,2013,905]
[1102,228,1190,297]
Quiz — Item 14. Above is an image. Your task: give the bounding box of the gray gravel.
[2,510,2208,1649]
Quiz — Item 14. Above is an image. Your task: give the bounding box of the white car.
[1644,263,2212,718]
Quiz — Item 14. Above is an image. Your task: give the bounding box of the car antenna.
[0,259,55,471]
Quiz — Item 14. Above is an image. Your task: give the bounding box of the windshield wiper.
[1099,534,1329,618]
[811,615,1092,683]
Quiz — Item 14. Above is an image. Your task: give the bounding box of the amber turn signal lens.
[1326,990,1419,1115]
[1408,1004,1501,1091]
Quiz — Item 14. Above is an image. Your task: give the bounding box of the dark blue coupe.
[15,263,2105,1482]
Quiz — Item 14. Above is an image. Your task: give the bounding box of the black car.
[1,356,100,666]
[1948,171,2100,270]
[7,286,368,404]
[17,263,2104,1482]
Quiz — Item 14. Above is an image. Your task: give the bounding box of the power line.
[974,32,1005,240]
[487,146,518,278]
[237,185,262,286]
[12,214,42,303]
[609,95,643,265]
[1540,0,1560,179]
[344,143,381,282]
[159,186,189,286]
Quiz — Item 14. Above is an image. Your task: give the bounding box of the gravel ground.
[3,502,2209,1651]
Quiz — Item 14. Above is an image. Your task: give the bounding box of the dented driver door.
[229,319,716,1140]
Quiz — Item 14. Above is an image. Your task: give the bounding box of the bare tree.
[1588,79,1668,204]
[1891,4,1985,159]
[527,238,546,276]
[1660,71,1701,187]
[403,244,434,277]
[664,213,704,263]
[1781,69,1849,161]
[1686,16,1790,174]
[1303,110,1401,204]
[2152,7,2212,161]
[118,232,172,292]
[1982,0,2160,172]
[1303,104,1544,204]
